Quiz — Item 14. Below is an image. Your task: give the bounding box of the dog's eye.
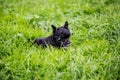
[65,35,70,38]
[57,28,60,30]
[60,35,69,39]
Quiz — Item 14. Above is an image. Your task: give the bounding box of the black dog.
[33,21,71,49]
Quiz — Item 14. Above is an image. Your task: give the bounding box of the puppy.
[33,21,71,49]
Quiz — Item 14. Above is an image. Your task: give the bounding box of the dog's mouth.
[62,44,70,50]
[62,46,67,50]
[61,41,70,49]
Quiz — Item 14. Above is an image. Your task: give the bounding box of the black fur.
[33,21,71,49]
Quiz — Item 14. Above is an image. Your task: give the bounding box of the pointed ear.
[64,21,68,29]
[51,25,57,33]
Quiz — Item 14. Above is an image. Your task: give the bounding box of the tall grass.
[0,0,120,80]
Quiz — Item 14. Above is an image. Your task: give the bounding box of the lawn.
[0,0,120,80]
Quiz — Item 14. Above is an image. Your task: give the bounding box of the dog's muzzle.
[61,39,70,49]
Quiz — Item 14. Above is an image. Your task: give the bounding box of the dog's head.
[51,21,71,48]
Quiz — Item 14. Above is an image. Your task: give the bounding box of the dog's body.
[33,21,71,49]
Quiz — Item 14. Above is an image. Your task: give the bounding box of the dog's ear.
[51,25,57,33]
[64,21,68,29]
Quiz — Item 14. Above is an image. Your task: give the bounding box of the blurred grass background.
[0,0,120,80]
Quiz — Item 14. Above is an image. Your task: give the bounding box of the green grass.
[0,0,120,80]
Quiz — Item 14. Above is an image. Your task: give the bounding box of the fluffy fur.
[33,21,71,49]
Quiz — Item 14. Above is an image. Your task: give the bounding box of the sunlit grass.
[0,0,120,80]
